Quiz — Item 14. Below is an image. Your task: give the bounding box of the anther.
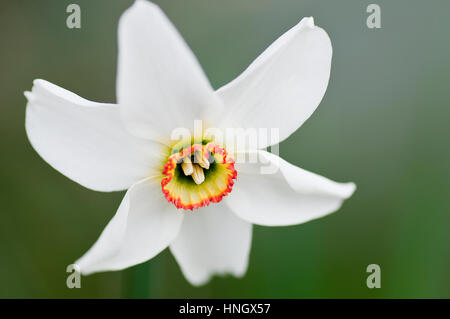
[181,157,193,176]
[195,150,210,169]
[191,164,205,185]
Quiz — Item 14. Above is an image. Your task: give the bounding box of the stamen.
[191,164,205,185]
[181,157,193,176]
[195,150,210,169]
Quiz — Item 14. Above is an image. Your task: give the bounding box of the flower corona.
[161,142,237,210]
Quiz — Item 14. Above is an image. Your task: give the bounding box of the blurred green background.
[1,0,449,298]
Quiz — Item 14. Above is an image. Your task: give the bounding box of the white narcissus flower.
[24,0,356,286]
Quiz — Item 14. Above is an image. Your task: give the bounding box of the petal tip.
[129,0,160,15]
[299,16,315,29]
[71,261,92,276]
[32,78,47,89]
[231,267,248,279]
[24,91,33,101]
[185,273,212,287]
[343,182,357,198]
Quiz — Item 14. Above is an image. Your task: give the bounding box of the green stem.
[123,262,151,298]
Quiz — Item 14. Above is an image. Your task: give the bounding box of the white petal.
[170,202,252,286]
[76,178,183,274]
[227,151,356,226]
[217,17,332,148]
[25,79,167,192]
[117,0,222,143]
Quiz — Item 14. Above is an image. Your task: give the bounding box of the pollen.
[161,142,237,210]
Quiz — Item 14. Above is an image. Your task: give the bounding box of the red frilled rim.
[161,143,237,210]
